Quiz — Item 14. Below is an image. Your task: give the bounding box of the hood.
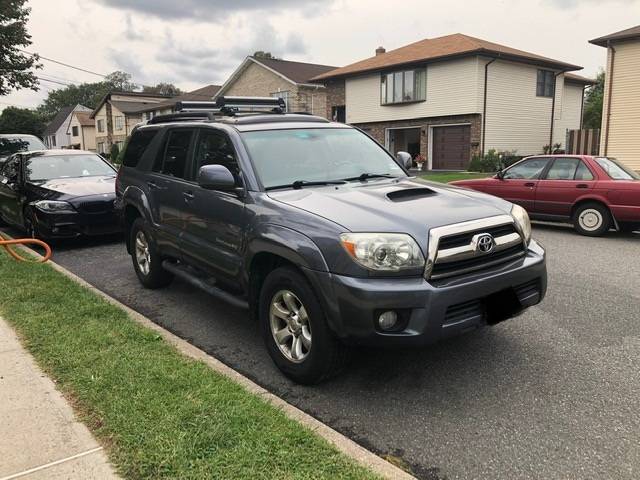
[267,178,513,236]
[29,175,116,198]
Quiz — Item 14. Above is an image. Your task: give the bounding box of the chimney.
[375,46,386,56]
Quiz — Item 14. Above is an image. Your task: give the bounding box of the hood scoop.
[386,187,435,202]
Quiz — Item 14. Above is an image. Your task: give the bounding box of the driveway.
[11,225,640,480]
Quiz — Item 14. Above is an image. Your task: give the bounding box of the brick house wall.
[323,79,345,120]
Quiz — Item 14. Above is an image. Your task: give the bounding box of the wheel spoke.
[271,302,290,320]
[283,292,299,314]
[291,335,303,360]
[274,327,293,345]
[301,326,312,349]
[298,306,309,323]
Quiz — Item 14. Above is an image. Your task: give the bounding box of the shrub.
[468,149,523,173]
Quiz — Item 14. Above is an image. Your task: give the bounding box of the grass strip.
[0,254,380,480]
[420,172,490,183]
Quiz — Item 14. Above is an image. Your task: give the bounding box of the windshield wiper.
[265,180,347,191]
[341,172,398,182]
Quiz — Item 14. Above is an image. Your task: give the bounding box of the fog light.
[378,311,398,331]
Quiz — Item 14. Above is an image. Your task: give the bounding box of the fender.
[120,185,155,253]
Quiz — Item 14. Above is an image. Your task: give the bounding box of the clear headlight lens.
[340,233,425,271]
[511,204,531,245]
[34,200,75,213]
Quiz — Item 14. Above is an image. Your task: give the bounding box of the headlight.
[34,200,75,213]
[340,233,425,271]
[511,204,531,245]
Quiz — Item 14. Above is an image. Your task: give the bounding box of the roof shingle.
[252,57,337,84]
[312,33,582,81]
[43,106,76,136]
[589,25,640,47]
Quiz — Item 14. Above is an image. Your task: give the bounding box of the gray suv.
[116,97,547,384]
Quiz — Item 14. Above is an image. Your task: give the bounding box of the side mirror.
[197,164,237,191]
[496,169,505,180]
[396,151,412,169]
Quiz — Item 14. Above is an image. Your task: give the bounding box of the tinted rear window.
[122,129,158,167]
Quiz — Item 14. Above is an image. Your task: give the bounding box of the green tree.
[142,82,181,96]
[0,0,42,95]
[253,51,276,59]
[110,143,120,161]
[104,70,136,91]
[582,69,604,130]
[0,106,46,136]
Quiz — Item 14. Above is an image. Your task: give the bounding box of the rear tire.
[573,202,612,237]
[259,266,349,384]
[129,217,173,289]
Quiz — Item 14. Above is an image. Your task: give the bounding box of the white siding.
[600,40,640,170]
[555,82,584,144]
[346,57,481,124]
[484,60,566,156]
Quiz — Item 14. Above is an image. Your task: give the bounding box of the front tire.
[573,202,612,237]
[129,218,173,289]
[259,266,349,384]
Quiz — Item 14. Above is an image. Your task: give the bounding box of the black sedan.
[0,150,121,239]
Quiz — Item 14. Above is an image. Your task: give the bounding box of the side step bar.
[161,261,249,310]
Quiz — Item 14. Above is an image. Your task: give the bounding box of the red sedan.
[450,155,640,236]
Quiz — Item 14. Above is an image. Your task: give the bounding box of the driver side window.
[0,156,20,182]
[503,158,550,180]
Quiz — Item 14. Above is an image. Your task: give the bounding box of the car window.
[0,136,45,156]
[0,156,20,179]
[545,158,580,180]
[123,129,158,168]
[154,129,194,179]
[574,161,594,181]
[595,157,640,180]
[25,154,115,181]
[193,130,239,179]
[503,158,550,179]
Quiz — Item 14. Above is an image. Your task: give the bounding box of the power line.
[18,49,108,77]
[37,76,74,87]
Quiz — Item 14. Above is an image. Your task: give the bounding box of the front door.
[432,125,471,170]
[535,158,596,218]
[182,128,246,284]
[147,128,196,258]
[487,157,552,212]
[0,155,23,225]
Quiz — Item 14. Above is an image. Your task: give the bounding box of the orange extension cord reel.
[0,232,52,263]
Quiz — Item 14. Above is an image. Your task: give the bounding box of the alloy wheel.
[134,230,151,276]
[269,290,312,363]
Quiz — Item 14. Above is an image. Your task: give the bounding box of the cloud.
[91,0,327,21]
[230,22,308,58]
[543,0,637,7]
[124,14,145,41]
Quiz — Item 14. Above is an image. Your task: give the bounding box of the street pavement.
[11,224,640,480]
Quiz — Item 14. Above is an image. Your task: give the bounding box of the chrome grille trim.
[425,215,525,280]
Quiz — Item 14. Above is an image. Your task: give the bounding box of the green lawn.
[420,172,491,183]
[0,253,380,480]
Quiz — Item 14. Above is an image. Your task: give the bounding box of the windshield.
[26,154,115,181]
[240,128,406,189]
[595,157,639,180]
[0,136,46,157]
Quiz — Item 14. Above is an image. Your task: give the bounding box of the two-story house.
[90,91,174,155]
[42,104,92,149]
[313,33,593,170]
[66,111,96,151]
[590,25,640,171]
[137,85,222,122]
[214,56,337,117]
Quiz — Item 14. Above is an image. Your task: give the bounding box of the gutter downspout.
[579,85,586,129]
[481,58,497,156]
[548,71,563,151]
[603,42,616,156]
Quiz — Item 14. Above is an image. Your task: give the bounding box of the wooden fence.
[566,128,600,155]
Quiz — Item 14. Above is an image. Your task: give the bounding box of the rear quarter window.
[122,129,158,167]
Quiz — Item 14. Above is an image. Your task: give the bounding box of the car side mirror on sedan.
[396,151,412,169]
[496,169,505,180]
[197,164,238,192]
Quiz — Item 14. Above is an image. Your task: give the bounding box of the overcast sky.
[2,0,639,112]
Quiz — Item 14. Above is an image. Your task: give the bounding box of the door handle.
[183,191,195,202]
[524,182,535,188]
[147,181,159,190]
[576,184,589,189]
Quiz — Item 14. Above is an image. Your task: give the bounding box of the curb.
[15,240,416,480]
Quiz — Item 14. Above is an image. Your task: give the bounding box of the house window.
[97,142,104,154]
[381,69,426,105]
[270,91,289,112]
[50,136,56,147]
[72,126,79,137]
[537,70,555,97]
[114,116,124,130]
[97,119,105,133]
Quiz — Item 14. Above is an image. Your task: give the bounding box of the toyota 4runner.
[116,97,547,384]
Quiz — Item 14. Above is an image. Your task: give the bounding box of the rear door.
[535,158,596,218]
[147,128,196,259]
[490,157,551,211]
[181,128,246,284]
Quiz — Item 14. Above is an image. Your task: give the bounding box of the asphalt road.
[9,224,640,480]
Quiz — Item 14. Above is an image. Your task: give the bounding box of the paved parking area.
[9,224,639,480]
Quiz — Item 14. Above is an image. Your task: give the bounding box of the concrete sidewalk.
[0,317,119,480]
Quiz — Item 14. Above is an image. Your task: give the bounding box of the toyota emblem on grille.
[473,233,495,254]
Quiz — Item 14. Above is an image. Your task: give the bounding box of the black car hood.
[267,177,513,233]
[29,176,116,198]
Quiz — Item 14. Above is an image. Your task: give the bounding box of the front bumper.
[306,240,547,347]
[32,209,122,239]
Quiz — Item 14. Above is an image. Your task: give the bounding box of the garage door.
[432,125,471,170]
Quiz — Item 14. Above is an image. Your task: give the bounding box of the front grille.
[444,299,484,326]
[514,279,541,303]
[431,244,525,279]
[77,199,115,214]
[438,224,517,250]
